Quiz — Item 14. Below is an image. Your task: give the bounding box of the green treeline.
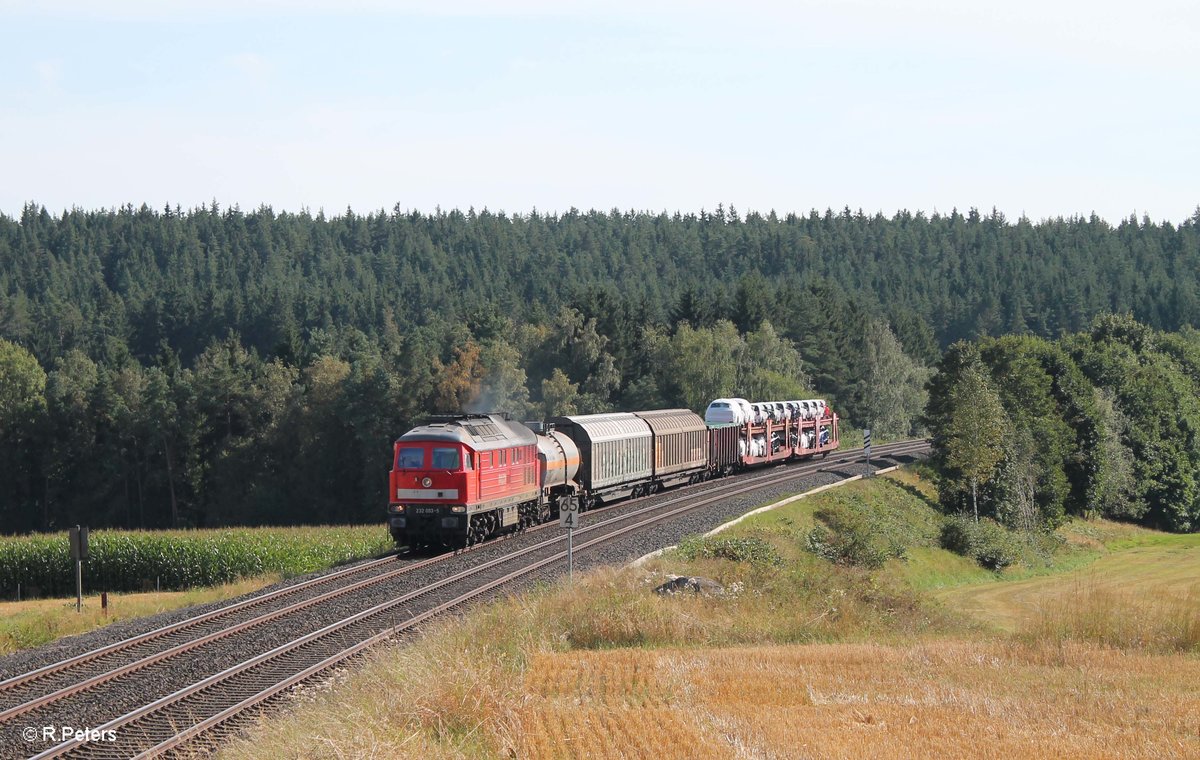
[2,314,912,534]
[2,203,1199,534]
[927,315,1200,534]
[4,203,1198,364]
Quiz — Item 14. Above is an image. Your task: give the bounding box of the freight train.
[386,401,839,547]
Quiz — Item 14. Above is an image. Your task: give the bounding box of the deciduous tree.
[943,365,1008,522]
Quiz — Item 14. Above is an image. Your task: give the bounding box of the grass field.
[935,521,1200,653]
[204,470,1199,758]
[0,575,280,655]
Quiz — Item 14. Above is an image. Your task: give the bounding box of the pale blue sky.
[2,1,1197,222]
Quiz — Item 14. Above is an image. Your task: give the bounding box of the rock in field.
[653,575,724,597]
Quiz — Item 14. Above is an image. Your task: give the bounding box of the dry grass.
[0,575,279,655]
[518,649,727,759]
[1020,580,1200,653]
[233,626,1200,759]
[518,641,1200,759]
[218,563,956,760]
[219,605,529,759]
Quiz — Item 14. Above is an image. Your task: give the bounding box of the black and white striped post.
[863,429,872,478]
[69,525,88,612]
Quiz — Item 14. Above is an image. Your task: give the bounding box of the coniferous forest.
[1,203,1199,534]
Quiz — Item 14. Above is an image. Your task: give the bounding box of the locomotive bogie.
[390,499,536,547]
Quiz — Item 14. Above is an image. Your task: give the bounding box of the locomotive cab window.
[397,447,424,469]
[432,448,461,470]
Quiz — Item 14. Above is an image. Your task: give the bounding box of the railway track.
[3,439,927,759]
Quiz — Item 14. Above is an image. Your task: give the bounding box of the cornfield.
[0,526,392,599]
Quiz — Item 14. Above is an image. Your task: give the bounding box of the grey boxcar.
[548,412,652,498]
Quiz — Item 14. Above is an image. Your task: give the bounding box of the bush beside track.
[0,526,392,598]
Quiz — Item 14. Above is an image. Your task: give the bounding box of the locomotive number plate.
[412,506,440,515]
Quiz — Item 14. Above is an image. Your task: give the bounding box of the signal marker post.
[863,429,872,478]
[69,525,89,613]
[559,499,580,582]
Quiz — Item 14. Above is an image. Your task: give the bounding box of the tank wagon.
[388,401,838,547]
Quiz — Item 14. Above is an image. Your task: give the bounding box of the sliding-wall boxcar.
[634,408,708,487]
[548,412,653,507]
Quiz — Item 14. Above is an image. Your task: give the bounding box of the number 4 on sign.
[560,506,579,528]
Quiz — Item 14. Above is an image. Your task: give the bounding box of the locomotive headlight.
[390,504,405,513]
[421,477,433,488]
[451,505,466,513]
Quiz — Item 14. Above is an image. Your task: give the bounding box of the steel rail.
[135,445,926,759]
[131,440,930,758]
[30,439,928,759]
[0,552,403,696]
[0,551,456,722]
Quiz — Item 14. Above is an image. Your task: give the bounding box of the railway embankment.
[216,468,1200,759]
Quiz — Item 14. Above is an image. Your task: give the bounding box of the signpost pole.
[560,498,579,583]
[70,525,88,613]
[863,429,872,478]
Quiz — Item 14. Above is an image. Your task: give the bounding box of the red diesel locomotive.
[388,414,543,546]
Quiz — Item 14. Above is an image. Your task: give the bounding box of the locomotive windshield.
[432,447,461,469]
[396,447,424,469]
